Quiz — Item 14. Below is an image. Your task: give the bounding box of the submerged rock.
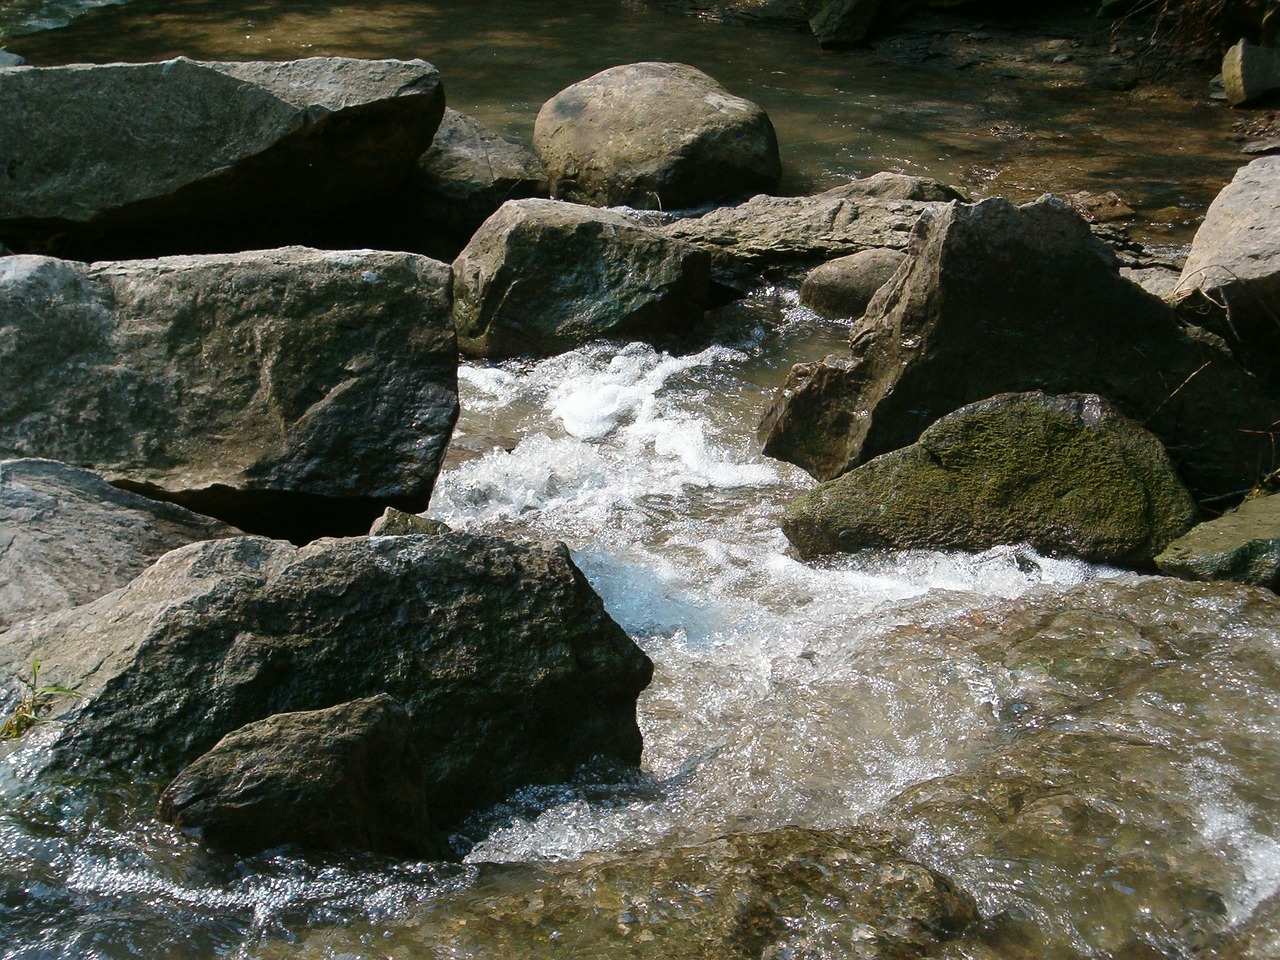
[533,62,780,210]
[274,827,979,958]
[799,247,907,318]
[159,695,449,859]
[1156,492,1280,590]
[0,458,239,630]
[0,248,457,542]
[783,392,1198,565]
[0,57,444,260]
[1174,157,1280,391]
[0,533,652,828]
[452,199,710,358]
[411,108,548,247]
[760,197,1277,502]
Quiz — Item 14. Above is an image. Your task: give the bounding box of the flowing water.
[3,2,1279,958]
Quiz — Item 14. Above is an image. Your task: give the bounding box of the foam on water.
[430,326,1105,864]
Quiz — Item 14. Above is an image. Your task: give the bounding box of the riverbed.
[2,2,1276,958]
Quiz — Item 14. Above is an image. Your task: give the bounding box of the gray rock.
[760,197,1277,503]
[0,52,26,67]
[1223,40,1280,106]
[1122,264,1182,299]
[0,458,239,631]
[657,188,935,288]
[1174,157,1280,391]
[453,199,711,358]
[533,62,780,211]
[799,247,907,318]
[0,248,458,543]
[0,57,444,260]
[368,507,450,537]
[412,108,548,246]
[804,0,887,47]
[0,533,652,828]
[1156,492,1280,590]
[821,171,969,203]
[159,695,450,859]
[782,392,1199,566]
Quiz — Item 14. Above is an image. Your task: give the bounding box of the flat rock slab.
[760,197,1277,503]
[453,198,710,358]
[0,248,457,542]
[534,62,780,211]
[160,695,449,859]
[782,392,1198,566]
[0,458,240,630]
[0,57,444,260]
[0,533,653,828]
[1156,492,1280,590]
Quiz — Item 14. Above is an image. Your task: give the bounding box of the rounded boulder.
[533,62,781,211]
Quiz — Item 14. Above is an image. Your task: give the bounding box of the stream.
[2,2,1279,958]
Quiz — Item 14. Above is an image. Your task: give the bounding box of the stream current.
[3,2,1279,958]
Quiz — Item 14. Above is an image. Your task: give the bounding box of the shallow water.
[2,2,1277,957]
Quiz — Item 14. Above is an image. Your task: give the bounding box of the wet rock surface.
[0,458,240,631]
[1156,492,1280,590]
[0,248,457,542]
[799,247,907,318]
[760,197,1277,502]
[534,61,780,210]
[0,57,445,260]
[782,392,1199,565]
[0,533,653,828]
[453,198,710,358]
[159,695,450,859]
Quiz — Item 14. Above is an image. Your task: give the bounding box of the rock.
[452,199,711,358]
[0,458,240,631]
[368,507,450,537]
[1156,492,1280,590]
[1174,157,1280,391]
[533,62,780,210]
[822,171,969,203]
[411,108,548,248]
[805,0,887,48]
[0,533,652,828]
[646,0,808,29]
[1061,189,1134,223]
[299,827,979,957]
[0,248,458,543]
[159,695,450,859]
[0,57,445,260]
[0,52,26,67]
[782,392,1199,566]
[760,197,1277,503]
[1121,264,1182,298]
[657,188,935,289]
[799,247,907,318]
[1223,40,1280,106]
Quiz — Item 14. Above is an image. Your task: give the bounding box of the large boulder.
[1156,492,1280,590]
[452,199,711,358]
[159,695,449,859]
[0,458,239,631]
[0,57,445,260]
[1174,157,1280,391]
[805,0,888,47]
[656,177,948,287]
[0,533,653,828]
[411,108,548,250]
[760,197,1278,503]
[782,392,1199,565]
[533,62,780,211]
[0,248,458,542]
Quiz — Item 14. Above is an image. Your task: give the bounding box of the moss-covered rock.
[1156,492,1280,590]
[782,392,1198,565]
